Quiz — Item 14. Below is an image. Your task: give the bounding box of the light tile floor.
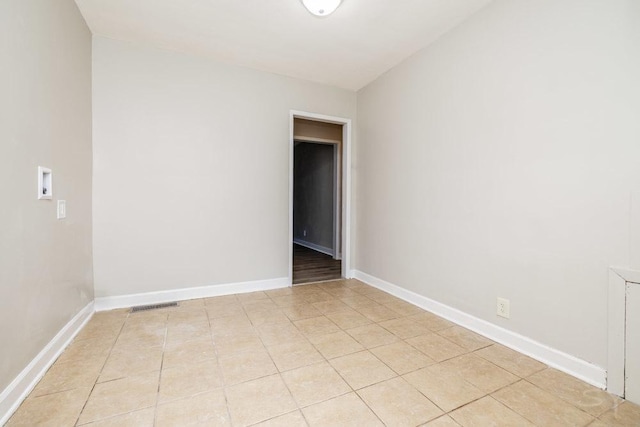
[7,279,640,426]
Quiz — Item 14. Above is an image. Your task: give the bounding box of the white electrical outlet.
[497,297,510,318]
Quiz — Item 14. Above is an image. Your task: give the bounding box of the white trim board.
[353,270,607,389]
[0,302,94,425]
[95,277,289,312]
[293,239,334,257]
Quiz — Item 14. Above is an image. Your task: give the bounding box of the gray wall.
[92,38,356,297]
[0,0,94,393]
[293,143,335,253]
[356,0,640,368]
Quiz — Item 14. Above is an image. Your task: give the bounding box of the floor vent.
[131,302,178,312]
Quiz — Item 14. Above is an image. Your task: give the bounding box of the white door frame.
[289,110,352,285]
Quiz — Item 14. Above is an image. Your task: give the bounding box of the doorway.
[293,140,340,284]
[289,111,352,285]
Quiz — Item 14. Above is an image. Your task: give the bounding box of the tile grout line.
[264,285,395,424]
[151,313,170,427]
[250,293,322,425]
[205,298,235,427]
[14,280,637,426]
[518,376,600,423]
[73,311,130,426]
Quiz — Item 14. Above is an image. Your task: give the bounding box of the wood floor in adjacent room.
[6,279,640,426]
[292,244,341,285]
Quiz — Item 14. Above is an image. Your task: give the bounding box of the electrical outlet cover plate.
[497,297,510,318]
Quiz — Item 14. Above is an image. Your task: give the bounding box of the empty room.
[2,0,640,425]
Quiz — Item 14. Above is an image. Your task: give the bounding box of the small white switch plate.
[57,200,66,219]
[497,297,510,318]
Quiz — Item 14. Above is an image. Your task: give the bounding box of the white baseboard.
[293,239,335,257]
[0,302,94,425]
[95,277,290,312]
[353,270,607,389]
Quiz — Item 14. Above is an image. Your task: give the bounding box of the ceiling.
[74,0,492,91]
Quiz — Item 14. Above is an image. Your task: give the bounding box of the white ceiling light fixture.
[301,0,342,17]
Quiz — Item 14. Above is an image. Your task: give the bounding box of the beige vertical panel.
[626,282,640,405]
